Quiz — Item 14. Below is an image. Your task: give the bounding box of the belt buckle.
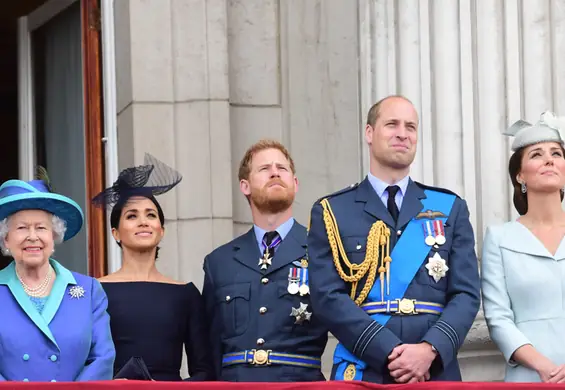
[396,298,416,315]
[251,349,271,365]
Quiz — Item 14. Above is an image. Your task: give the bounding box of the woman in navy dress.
[93,154,214,381]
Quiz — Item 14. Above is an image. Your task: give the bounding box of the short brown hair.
[238,139,296,181]
[366,95,414,127]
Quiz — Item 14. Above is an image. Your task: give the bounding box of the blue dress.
[101,282,214,381]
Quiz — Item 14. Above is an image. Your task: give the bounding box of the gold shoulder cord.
[320,198,391,305]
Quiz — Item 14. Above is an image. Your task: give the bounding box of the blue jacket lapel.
[42,259,77,325]
[396,180,426,229]
[0,261,58,348]
[233,229,263,274]
[356,178,395,228]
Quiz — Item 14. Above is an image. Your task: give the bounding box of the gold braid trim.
[320,198,391,306]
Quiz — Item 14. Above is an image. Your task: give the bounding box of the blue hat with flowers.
[0,168,83,241]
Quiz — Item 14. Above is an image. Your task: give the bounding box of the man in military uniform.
[307,96,480,383]
[202,139,328,382]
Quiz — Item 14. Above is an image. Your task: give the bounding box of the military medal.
[299,267,310,296]
[287,268,300,294]
[259,233,282,270]
[434,220,446,246]
[422,221,436,246]
[425,252,449,282]
[258,248,272,270]
[290,302,312,325]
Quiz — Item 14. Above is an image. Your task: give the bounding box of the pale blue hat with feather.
[504,111,565,151]
[0,167,83,241]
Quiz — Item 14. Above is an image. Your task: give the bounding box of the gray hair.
[0,214,67,254]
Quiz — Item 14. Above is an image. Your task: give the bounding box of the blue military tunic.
[202,219,328,382]
[307,177,480,383]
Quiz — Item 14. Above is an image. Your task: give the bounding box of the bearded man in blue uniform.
[307,95,480,383]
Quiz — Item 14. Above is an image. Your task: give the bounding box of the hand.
[547,365,565,383]
[536,361,559,382]
[388,343,436,383]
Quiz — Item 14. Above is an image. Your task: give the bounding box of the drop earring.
[521,182,527,193]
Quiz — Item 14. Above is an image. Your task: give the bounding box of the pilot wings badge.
[416,209,447,220]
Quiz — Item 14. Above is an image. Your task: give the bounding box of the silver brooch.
[69,285,85,299]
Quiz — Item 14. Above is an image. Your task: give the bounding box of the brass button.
[261,278,269,284]
[256,338,265,346]
[259,307,267,314]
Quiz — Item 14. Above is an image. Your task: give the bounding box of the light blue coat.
[481,222,565,382]
[0,260,115,382]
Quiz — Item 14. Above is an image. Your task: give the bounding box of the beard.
[250,179,295,214]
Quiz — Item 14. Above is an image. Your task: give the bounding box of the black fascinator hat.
[92,153,182,208]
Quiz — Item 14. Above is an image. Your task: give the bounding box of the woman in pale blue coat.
[0,174,115,382]
[482,111,565,383]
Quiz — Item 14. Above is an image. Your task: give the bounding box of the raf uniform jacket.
[0,259,115,382]
[307,177,480,383]
[202,220,328,382]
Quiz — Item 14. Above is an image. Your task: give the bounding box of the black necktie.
[386,185,400,223]
[262,231,280,256]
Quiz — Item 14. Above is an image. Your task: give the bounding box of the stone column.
[114,0,233,288]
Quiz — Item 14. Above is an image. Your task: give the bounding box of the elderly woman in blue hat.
[0,171,115,382]
[482,111,565,383]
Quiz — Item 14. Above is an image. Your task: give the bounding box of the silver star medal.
[290,302,312,325]
[425,252,449,282]
[69,285,85,299]
[258,248,272,270]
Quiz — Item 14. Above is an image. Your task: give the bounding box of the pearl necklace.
[16,265,53,298]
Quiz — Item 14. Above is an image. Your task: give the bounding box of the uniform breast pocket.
[417,250,449,291]
[215,282,251,338]
[342,236,369,264]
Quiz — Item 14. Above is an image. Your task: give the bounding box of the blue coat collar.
[0,259,77,348]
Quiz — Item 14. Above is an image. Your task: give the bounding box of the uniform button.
[23,379,29,382]
[256,338,265,346]
[225,296,231,302]
[397,230,402,236]
[51,380,57,382]
[50,355,58,362]
[22,354,29,361]
[259,307,267,314]
[261,278,269,284]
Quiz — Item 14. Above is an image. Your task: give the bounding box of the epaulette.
[307,183,360,232]
[415,181,461,198]
[313,182,359,205]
